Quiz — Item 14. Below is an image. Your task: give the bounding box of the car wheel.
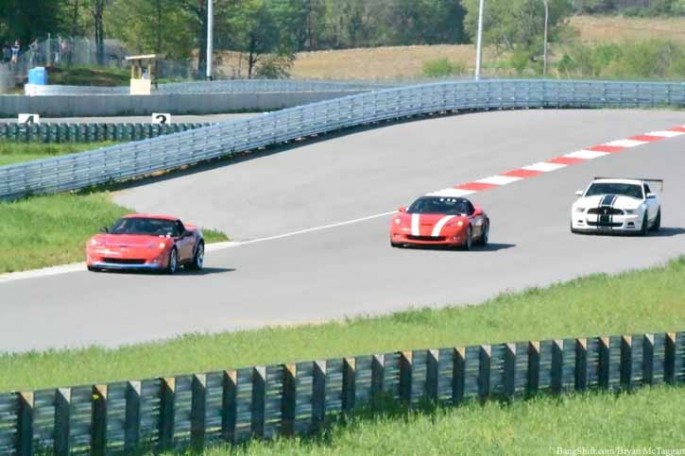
[462,226,473,251]
[639,213,649,236]
[187,241,205,271]
[650,209,661,232]
[390,241,402,248]
[474,221,489,247]
[87,265,101,272]
[166,247,178,274]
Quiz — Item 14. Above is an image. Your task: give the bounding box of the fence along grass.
[0,330,682,454]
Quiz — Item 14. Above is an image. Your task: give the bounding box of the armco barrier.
[0,331,682,454]
[1,79,684,201]
[0,122,209,143]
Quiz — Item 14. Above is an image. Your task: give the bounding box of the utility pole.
[475,0,485,80]
[206,0,214,80]
[543,0,549,76]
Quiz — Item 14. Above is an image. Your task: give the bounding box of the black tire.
[390,241,402,248]
[639,213,649,236]
[474,221,489,247]
[87,265,101,272]
[650,209,661,232]
[166,247,179,274]
[461,226,473,251]
[186,241,205,271]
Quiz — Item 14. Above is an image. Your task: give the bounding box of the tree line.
[0,0,683,78]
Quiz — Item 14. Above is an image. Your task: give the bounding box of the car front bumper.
[571,212,644,233]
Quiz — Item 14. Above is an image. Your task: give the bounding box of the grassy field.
[0,140,115,166]
[0,192,228,273]
[47,65,130,86]
[205,386,685,455]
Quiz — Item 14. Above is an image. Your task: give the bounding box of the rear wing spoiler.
[594,177,663,192]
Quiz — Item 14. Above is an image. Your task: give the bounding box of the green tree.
[0,0,66,45]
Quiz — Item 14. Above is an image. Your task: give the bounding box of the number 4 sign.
[152,113,171,125]
[18,113,40,124]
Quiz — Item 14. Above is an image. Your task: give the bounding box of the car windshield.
[109,217,179,236]
[585,183,643,199]
[408,197,472,215]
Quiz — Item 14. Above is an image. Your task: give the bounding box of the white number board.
[18,113,40,125]
[152,113,171,125]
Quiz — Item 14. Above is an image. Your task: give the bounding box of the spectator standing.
[10,40,20,65]
[1,44,10,63]
[29,39,38,66]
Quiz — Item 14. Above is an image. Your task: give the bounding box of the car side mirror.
[473,206,483,216]
[575,190,583,196]
[646,193,656,199]
[100,226,109,233]
[398,206,407,213]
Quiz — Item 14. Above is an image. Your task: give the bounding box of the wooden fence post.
[17,392,34,456]
[551,339,564,394]
[575,338,588,391]
[503,343,517,398]
[478,345,492,402]
[221,371,237,444]
[452,347,466,405]
[190,374,207,450]
[399,351,413,405]
[312,361,326,433]
[342,358,356,413]
[251,367,266,439]
[158,377,176,451]
[643,334,654,385]
[425,349,439,403]
[620,336,633,389]
[91,384,108,456]
[281,364,296,437]
[124,381,141,453]
[527,341,540,396]
[54,387,71,456]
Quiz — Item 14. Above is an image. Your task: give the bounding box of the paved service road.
[1,109,684,352]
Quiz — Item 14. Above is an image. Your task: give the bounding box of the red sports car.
[389,196,489,250]
[86,214,205,273]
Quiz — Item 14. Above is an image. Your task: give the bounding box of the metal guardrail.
[23,79,397,96]
[0,330,682,454]
[0,122,208,143]
[1,79,684,201]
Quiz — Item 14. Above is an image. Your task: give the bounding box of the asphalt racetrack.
[2,109,684,352]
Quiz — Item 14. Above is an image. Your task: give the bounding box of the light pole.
[543,0,549,76]
[475,0,485,80]
[206,0,214,80]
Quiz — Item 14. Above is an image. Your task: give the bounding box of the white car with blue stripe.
[570,177,662,235]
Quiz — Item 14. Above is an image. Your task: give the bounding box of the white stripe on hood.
[432,216,456,237]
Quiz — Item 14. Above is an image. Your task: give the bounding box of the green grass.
[0,192,229,274]
[200,386,685,455]
[47,65,130,86]
[1,256,684,392]
[0,141,116,166]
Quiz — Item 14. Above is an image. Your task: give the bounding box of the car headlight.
[147,242,167,249]
[394,218,401,224]
[447,220,465,227]
[89,239,101,246]
[575,207,585,213]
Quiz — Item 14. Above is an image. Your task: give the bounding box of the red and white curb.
[426,125,685,198]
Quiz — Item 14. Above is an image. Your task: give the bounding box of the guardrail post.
[478,345,491,402]
[527,341,540,396]
[371,354,384,400]
[342,358,356,413]
[251,367,266,438]
[399,351,413,405]
[54,387,71,456]
[221,370,237,443]
[281,364,296,437]
[124,381,141,453]
[620,336,633,389]
[425,349,439,403]
[551,339,564,394]
[158,377,175,451]
[643,334,655,385]
[598,337,610,389]
[91,384,108,456]
[312,361,326,433]
[452,347,466,405]
[665,332,677,384]
[503,343,517,398]
[17,392,34,456]
[190,374,207,450]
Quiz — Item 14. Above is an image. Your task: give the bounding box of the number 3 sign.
[151,113,171,124]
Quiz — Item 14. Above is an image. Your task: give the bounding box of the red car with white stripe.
[389,196,489,250]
